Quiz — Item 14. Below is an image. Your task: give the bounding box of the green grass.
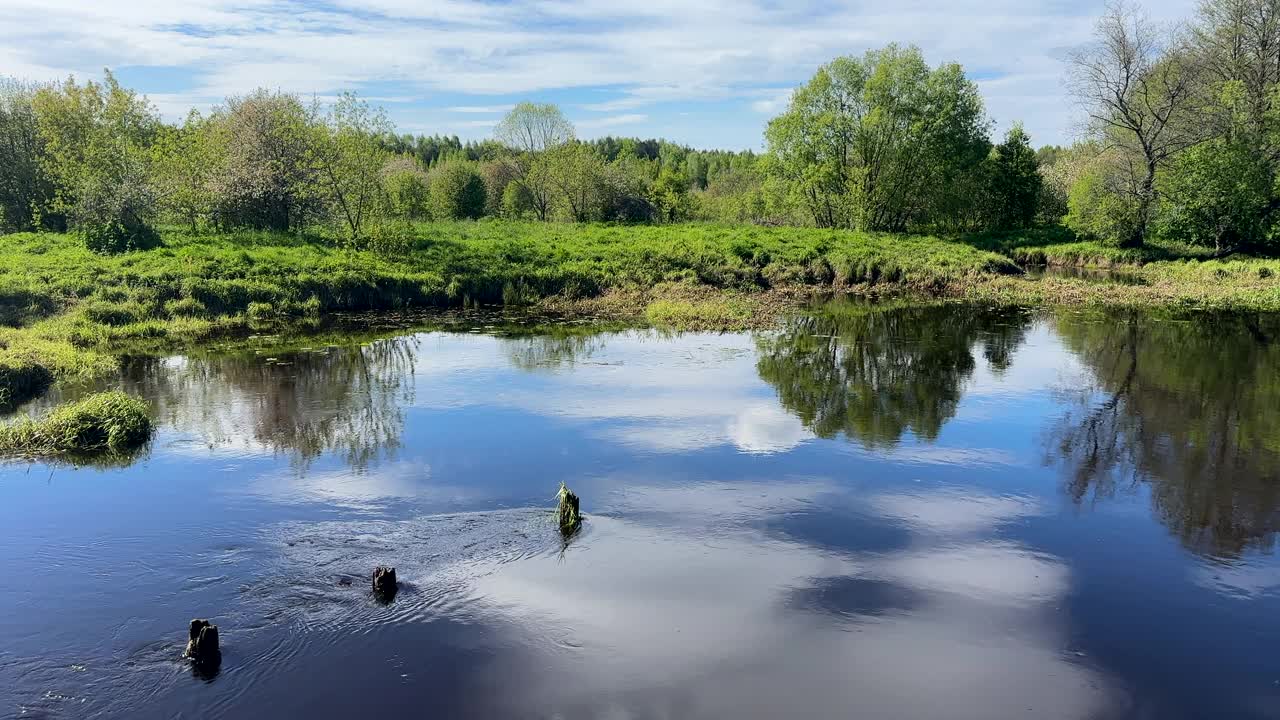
[0,391,153,459]
[0,220,1278,408]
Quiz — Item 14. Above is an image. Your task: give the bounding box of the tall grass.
[0,391,153,458]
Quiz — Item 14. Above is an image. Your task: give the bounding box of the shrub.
[429,161,486,220]
[0,391,153,457]
[79,220,161,254]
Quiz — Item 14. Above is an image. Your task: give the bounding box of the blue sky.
[0,0,1197,150]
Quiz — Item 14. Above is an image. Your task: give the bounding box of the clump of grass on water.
[556,481,582,535]
[0,391,154,458]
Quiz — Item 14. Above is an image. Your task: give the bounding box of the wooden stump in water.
[184,619,221,669]
[556,482,582,536]
[372,566,398,600]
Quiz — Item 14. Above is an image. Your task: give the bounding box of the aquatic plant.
[0,391,153,458]
[555,481,582,535]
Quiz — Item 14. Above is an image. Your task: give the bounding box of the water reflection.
[755,302,1033,447]
[1048,309,1280,557]
[120,337,417,470]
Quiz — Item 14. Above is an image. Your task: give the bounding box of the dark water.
[2,302,1280,719]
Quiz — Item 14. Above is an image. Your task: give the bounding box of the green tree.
[428,160,486,220]
[381,156,430,221]
[0,79,58,233]
[316,92,394,242]
[988,124,1043,229]
[1157,137,1274,252]
[209,89,323,232]
[1068,1,1203,247]
[764,45,990,231]
[649,166,693,223]
[494,103,574,221]
[547,142,608,221]
[152,110,221,231]
[32,70,161,252]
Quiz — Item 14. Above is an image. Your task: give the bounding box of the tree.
[152,110,221,231]
[495,103,574,221]
[210,89,322,232]
[0,79,58,233]
[1069,1,1204,246]
[495,102,574,153]
[649,166,693,223]
[32,70,161,252]
[988,124,1043,229]
[381,156,430,221]
[428,160,486,220]
[316,92,394,242]
[1157,137,1274,252]
[546,142,608,221]
[764,45,990,232]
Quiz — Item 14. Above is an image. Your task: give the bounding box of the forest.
[0,0,1276,258]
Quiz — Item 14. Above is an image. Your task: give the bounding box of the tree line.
[0,0,1275,256]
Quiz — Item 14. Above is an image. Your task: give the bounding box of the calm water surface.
[2,302,1279,719]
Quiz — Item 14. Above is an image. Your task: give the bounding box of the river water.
[2,301,1279,719]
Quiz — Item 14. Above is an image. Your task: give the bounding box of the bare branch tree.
[1069,0,1205,246]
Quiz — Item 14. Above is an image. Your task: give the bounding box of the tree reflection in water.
[119,336,417,471]
[755,301,1034,448]
[1048,309,1280,557]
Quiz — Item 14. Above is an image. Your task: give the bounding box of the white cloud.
[577,113,647,129]
[446,104,515,114]
[0,0,1205,146]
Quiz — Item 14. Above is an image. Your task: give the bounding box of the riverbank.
[1,221,1279,404]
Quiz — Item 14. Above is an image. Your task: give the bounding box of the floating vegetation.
[0,391,153,459]
[555,481,582,536]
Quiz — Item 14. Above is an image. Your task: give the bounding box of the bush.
[79,220,161,254]
[429,161,486,220]
[0,391,153,457]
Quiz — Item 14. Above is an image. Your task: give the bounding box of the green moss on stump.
[556,481,582,536]
[0,391,153,458]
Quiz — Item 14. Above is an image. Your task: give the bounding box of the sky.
[0,0,1198,151]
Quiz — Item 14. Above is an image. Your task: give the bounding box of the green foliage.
[210,89,323,232]
[381,157,430,221]
[0,78,59,233]
[649,167,693,223]
[32,71,161,251]
[1157,138,1274,252]
[0,391,153,458]
[764,44,990,232]
[1066,155,1142,246]
[988,124,1042,230]
[317,92,394,242]
[428,161,486,220]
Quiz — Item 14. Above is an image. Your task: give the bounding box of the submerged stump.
[184,619,221,670]
[372,566,398,600]
[556,482,582,536]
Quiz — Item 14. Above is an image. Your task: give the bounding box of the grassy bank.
[0,221,1278,407]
